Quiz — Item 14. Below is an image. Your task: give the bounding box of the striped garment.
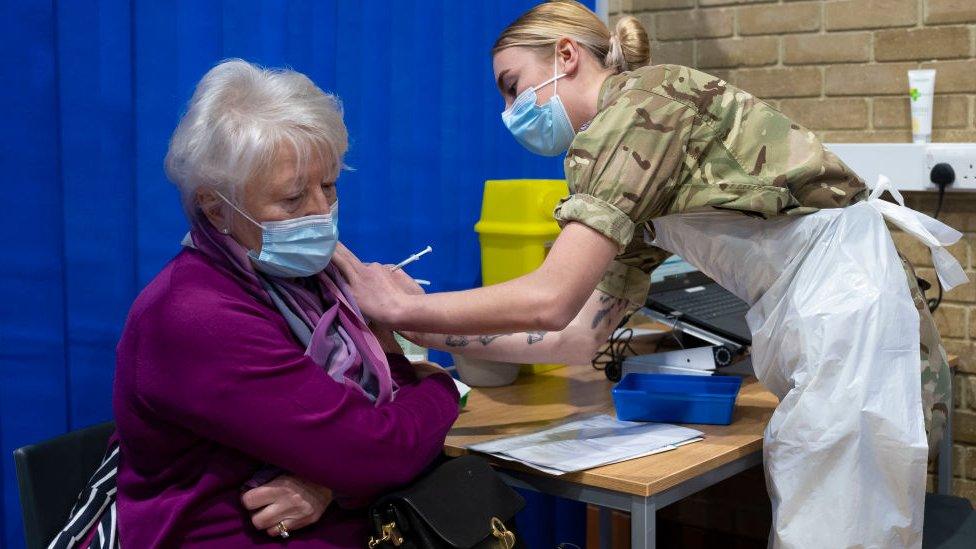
[48,442,119,549]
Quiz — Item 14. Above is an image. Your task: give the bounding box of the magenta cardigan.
[113,248,459,547]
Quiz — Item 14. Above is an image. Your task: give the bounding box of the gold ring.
[276,521,290,539]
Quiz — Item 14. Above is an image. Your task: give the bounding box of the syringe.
[392,245,433,271]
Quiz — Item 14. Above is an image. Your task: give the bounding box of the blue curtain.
[0,1,592,547]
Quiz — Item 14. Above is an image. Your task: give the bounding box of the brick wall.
[610,0,976,143]
[603,0,976,543]
[904,192,976,502]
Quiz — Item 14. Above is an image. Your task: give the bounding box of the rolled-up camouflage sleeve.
[597,242,672,308]
[555,90,697,252]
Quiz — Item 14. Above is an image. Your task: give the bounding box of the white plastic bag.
[648,178,964,548]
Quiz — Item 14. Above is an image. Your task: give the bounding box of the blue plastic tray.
[612,373,743,425]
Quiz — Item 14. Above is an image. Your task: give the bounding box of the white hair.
[164,59,348,220]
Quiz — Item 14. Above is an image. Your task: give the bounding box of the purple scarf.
[186,221,397,405]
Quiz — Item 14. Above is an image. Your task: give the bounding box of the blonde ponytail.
[493,1,651,73]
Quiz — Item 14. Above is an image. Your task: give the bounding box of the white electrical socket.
[826,143,976,192]
[924,144,976,190]
[827,143,927,190]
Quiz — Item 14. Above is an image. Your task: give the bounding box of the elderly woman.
[112,59,459,547]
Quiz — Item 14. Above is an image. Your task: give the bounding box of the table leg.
[630,497,656,549]
[938,402,953,495]
[599,508,612,549]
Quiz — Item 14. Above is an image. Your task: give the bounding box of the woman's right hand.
[241,475,333,538]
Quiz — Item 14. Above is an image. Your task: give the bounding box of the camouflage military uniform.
[554,64,951,455]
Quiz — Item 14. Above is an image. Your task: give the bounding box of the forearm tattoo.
[478,334,510,346]
[448,333,539,348]
[591,294,628,329]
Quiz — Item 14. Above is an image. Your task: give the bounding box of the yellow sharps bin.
[474,179,569,374]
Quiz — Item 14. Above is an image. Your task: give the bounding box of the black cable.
[927,280,943,313]
[591,327,634,376]
[592,314,636,382]
[933,187,946,220]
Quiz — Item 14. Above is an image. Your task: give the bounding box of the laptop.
[645,256,752,345]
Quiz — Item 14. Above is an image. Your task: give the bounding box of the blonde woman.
[336,2,965,547]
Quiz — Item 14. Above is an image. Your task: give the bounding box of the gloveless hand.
[411,359,450,380]
[332,244,414,325]
[369,321,407,354]
[395,330,430,347]
[241,475,333,538]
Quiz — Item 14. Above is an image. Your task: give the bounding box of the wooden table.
[444,364,779,549]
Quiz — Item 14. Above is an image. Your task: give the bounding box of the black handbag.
[367,455,526,549]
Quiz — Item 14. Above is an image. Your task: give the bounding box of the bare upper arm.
[531,221,620,329]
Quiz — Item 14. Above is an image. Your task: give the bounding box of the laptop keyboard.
[654,287,749,320]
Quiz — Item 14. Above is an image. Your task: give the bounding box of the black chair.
[923,492,976,549]
[13,421,115,549]
[923,408,976,549]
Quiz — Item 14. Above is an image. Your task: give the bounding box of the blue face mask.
[217,192,339,278]
[501,57,575,157]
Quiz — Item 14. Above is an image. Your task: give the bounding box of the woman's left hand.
[411,359,450,380]
[241,474,334,538]
[396,330,429,347]
[370,321,406,354]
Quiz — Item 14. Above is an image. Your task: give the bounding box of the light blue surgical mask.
[217,191,339,278]
[501,57,575,157]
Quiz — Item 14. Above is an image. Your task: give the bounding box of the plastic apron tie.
[867,175,968,291]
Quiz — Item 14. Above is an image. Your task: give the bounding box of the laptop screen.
[650,255,697,283]
[646,255,752,345]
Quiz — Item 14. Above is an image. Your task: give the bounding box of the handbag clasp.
[490,517,516,549]
[368,522,404,548]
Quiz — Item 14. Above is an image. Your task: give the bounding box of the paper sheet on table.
[468,414,703,475]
